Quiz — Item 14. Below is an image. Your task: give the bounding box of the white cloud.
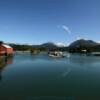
[62,25,71,34]
[57,25,71,34]
[55,42,68,47]
[96,41,100,43]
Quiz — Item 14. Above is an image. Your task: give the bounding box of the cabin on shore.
[0,44,13,56]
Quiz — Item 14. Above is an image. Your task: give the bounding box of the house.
[0,44,13,56]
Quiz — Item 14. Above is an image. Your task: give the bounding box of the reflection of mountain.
[0,56,13,81]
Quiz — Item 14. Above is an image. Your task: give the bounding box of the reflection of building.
[0,44,13,56]
[0,56,13,81]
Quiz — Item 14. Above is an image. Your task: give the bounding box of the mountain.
[7,42,68,51]
[69,39,99,53]
[40,42,57,49]
[69,39,98,48]
[32,42,68,51]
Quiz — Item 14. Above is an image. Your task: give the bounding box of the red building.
[0,44,13,55]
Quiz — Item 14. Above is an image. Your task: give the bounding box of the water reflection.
[0,54,100,98]
[0,56,13,81]
[0,96,99,100]
[69,54,100,67]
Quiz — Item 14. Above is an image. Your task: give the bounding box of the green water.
[0,52,100,99]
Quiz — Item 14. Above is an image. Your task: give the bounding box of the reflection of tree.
[0,56,13,81]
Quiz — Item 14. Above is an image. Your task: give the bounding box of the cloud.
[57,25,71,34]
[55,42,67,47]
[62,25,71,34]
[96,41,100,43]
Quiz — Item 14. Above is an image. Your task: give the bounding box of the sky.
[0,0,100,45]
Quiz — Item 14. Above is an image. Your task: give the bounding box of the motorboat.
[48,51,65,58]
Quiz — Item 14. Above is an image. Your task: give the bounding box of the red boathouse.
[0,44,13,56]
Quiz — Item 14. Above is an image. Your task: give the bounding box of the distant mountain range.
[39,42,57,48]
[8,42,67,51]
[69,39,100,52]
[69,39,99,48]
[32,42,67,51]
[31,42,66,48]
[3,39,100,52]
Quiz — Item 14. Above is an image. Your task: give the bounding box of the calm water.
[0,52,100,99]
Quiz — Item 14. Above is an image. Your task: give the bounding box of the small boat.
[48,51,65,58]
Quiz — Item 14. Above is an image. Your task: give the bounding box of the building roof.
[2,44,12,48]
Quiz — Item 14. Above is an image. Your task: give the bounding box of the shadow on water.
[0,56,13,81]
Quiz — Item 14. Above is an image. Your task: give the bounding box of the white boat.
[48,51,65,58]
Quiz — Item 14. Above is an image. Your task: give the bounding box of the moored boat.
[48,51,66,58]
